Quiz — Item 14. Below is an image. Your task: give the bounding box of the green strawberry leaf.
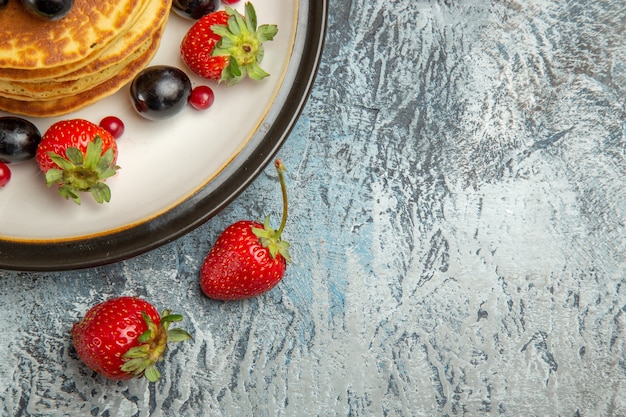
[65,147,84,166]
[161,313,184,323]
[138,329,152,344]
[120,358,145,373]
[89,183,111,204]
[96,147,115,171]
[45,169,64,186]
[48,152,75,171]
[257,46,265,64]
[257,24,278,43]
[224,59,244,86]
[83,137,103,170]
[216,35,235,50]
[247,61,270,81]
[245,2,257,31]
[144,365,161,383]
[58,185,81,204]
[211,24,233,42]
[167,328,193,343]
[123,345,150,359]
[229,14,245,37]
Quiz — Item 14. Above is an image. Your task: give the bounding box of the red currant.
[99,116,125,139]
[0,162,11,187]
[221,0,240,4]
[189,85,215,110]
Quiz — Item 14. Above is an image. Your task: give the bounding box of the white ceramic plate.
[0,0,327,271]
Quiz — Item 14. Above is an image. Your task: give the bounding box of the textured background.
[1,0,625,416]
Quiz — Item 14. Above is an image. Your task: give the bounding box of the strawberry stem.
[251,159,291,262]
[275,159,288,238]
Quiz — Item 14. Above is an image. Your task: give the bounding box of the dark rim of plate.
[0,0,328,272]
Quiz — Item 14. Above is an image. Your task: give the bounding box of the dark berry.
[189,85,215,110]
[21,0,74,20]
[99,116,125,139]
[0,117,42,163]
[172,0,218,20]
[0,0,9,10]
[130,66,192,121]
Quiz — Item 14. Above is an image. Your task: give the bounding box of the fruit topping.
[72,296,192,382]
[0,116,42,163]
[99,116,125,139]
[180,2,278,85]
[200,159,291,300]
[172,0,219,20]
[130,65,192,120]
[21,0,74,21]
[189,85,215,110]
[0,162,11,187]
[221,0,240,4]
[36,119,120,204]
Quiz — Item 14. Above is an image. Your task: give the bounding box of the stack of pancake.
[0,0,172,117]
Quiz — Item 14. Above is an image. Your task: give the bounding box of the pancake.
[0,0,171,99]
[0,37,155,101]
[0,27,165,117]
[0,0,172,117]
[0,0,145,70]
[53,0,169,82]
[0,0,160,81]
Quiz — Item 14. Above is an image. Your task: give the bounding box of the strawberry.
[200,159,291,300]
[180,2,278,85]
[71,296,192,382]
[35,118,120,204]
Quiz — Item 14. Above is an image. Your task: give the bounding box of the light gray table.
[1,0,625,415]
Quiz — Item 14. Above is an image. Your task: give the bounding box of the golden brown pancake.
[0,0,145,70]
[0,27,164,117]
[0,0,172,117]
[0,0,171,99]
[0,37,154,101]
[0,0,165,81]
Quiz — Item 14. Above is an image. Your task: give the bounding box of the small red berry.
[99,116,125,139]
[189,85,215,110]
[222,0,240,4]
[0,162,11,187]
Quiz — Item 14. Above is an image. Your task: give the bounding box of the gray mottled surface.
[1,0,625,416]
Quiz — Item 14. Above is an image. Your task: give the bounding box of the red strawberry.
[200,159,291,300]
[36,118,120,204]
[71,296,192,382]
[180,2,278,85]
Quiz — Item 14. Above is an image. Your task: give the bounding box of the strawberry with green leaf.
[35,118,120,204]
[200,159,291,300]
[180,2,278,85]
[71,296,192,382]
